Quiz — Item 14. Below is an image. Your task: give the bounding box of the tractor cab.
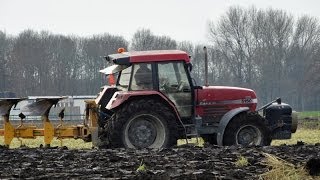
[97,49,194,119]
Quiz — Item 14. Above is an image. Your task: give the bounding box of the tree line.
[0,6,319,111]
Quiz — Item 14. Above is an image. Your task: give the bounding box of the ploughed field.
[1,143,319,179]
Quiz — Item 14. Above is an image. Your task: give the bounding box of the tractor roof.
[105,50,190,65]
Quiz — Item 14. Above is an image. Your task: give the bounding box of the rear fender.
[216,107,249,146]
[106,91,181,120]
[95,86,118,107]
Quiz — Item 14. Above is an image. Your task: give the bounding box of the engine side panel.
[195,86,257,124]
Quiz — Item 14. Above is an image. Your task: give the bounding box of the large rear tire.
[223,112,271,146]
[99,98,178,149]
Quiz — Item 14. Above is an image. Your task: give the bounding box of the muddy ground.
[1,143,320,179]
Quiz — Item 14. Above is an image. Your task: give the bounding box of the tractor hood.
[196,86,257,111]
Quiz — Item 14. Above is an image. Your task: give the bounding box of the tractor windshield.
[100,64,131,89]
[118,66,132,89]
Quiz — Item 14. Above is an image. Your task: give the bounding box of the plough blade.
[0,98,27,116]
[0,98,27,147]
[21,96,66,116]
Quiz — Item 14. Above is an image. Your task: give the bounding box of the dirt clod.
[306,157,320,176]
[0,145,319,179]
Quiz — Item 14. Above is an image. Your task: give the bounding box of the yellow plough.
[0,97,98,147]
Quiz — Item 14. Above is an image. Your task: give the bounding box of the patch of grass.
[235,156,249,167]
[177,137,205,146]
[298,111,320,119]
[272,128,320,146]
[1,136,206,149]
[260,153,311,180]
[136,160,147,172]
[0,136,92,149]
[179,128,320,147]
[1,122,320,148]
[299,120,320,129]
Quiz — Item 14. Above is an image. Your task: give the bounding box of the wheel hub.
[128,118,157,148]
[236,125,262,145]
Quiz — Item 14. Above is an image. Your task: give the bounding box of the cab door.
[157,61,193,118]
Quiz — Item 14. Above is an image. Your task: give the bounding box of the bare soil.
[1,143,320,179]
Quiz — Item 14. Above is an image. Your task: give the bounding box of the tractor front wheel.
[223,113,271,146]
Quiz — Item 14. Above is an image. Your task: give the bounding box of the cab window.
[131,63,153,90]
[118,66,132,89]
[158,62,192,118]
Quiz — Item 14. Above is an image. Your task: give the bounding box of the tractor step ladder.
[184,124,199,145]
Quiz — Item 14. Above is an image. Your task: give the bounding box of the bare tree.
[0,31,8,92]
[288,16,320,110]
[208,7,257,87]
[131,29,177,50]
[81,34,128,94]
[131,29,155,51]
[6,30,128,96]
[1,8,320,111]
[208,7,295,105]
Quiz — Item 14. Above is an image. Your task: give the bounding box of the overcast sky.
[0,0,319,44]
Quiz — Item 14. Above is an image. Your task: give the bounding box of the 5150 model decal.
[199,97,257,105]
[242,97,253,104]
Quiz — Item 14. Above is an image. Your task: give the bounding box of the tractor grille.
[203,105,229,116]
[202,105,229,124]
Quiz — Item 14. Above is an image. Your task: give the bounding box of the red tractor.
[95,48,297,148]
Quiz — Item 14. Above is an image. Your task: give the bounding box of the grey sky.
[0,0,319,44]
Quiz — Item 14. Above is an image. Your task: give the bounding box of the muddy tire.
[99,98,178,149]
[223,113,271,146]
